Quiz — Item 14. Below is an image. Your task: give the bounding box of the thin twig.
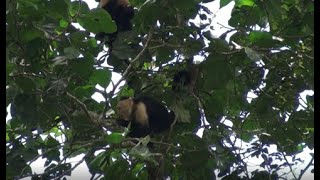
[66,92,93,121]
[148,43,182,50]
[192,92,207,126]
[281,151,298,179]
[107,28,154,98]
[122,29,154,78]
[298,156,314,180]
[220,50,241,55]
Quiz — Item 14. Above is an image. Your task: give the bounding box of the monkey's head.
[116,97,134,121]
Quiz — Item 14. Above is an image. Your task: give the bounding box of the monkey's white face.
[116,98,133,121]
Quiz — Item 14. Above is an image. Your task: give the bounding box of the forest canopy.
[6,0,314,179]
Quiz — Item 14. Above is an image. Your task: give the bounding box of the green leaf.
[20,28,43,43]
[103,159,132,179]
[71,57,94,78]
[69,0,90,17]
[131,163,145,176]
[8,161,31,179]
[172,0,197,10]
[242,119,257,131]
[240,131,255,142]
[156,47,174,63]
[74,85,95,98]
[45,135,60,147]
[64,46,81,59]
[46,0,69,19]
[103,133,124,144]
[69,31,87,47]
[87,38,98,48]
[43,135,60,162]
[77,8,117,34]
[262,0,283,31]
[207,38,230,52]
[21,148,38,162]
[134,2,165,29]
[180,149,210,168]
[201,54,233,90]
[19,0,41,10]
[220,0,233,8]
[89,69,112,86]
[49,126,63,137]
[59,19,69,28]
[15,76,36,93]
[306,95,314,107]
[89,151,109,172]
[6,132,10,141]
[248,31,275,48]
[204,91,225,116]
[13,94,39,124]
[296,143,305,153]
[236,0,255,7]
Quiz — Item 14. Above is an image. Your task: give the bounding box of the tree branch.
[107,28,154,98]
[66,92,104,130]
[298,156,314,180]
[281,151,298,179]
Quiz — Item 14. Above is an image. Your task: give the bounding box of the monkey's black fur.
[96,0,134,49]
[117,96,175,138]
[103,0,134,32]
[172,70,192,91]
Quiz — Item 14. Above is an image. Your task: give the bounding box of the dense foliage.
[6,0,314,179]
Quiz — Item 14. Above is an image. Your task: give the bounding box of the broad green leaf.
[64,46,81,59]
[69,0,90,17]
[249,31,275,48]
[46,0,69,19]
[262,0,283,31]
[20,28,43,43]
[77,8,116,34]
[103,133,124,144]
[236,0,255,7]
[13,94,39,124]
[89,69,112,86]
[6,62,15,83]
[71,57,94,78]
[242,119,258,131]
[59,19,69,28]
[87,38,98,48]
[69,31,87,47]
[89,151,109,172]
[220,0,233,8]
[180,149,210,168]
[172,0,197,10]
[21,148,38,162]
[74,85,95,98]
[240,131,255,142]
[201,54,233,90]
[207,38,230,53]
[43,135,61,162]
